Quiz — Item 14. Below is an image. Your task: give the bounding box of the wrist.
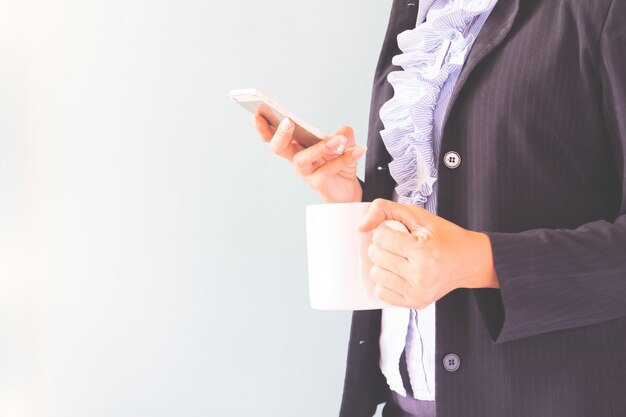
[319,179,363,204]
[467,231,499,289]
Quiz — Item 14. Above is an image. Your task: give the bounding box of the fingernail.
[351,146,367,158]
[279,118,293,131]
[251,114,258,127]
[326,135,347,148]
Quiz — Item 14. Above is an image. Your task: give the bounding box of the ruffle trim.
[378,0,497,206]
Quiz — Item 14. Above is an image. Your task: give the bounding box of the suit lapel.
[364,0,520,202]
[438,0,521,163]
[363,0,419,202]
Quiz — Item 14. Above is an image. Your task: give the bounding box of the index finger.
[253,112,275,142]
[372,224,417,258]
[269,118,305,161]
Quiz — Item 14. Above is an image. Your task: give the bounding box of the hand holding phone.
[231,88,367,203]
[230,88,347,155]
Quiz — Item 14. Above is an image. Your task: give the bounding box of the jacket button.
[443,151,461,169]
[443,353,460,372]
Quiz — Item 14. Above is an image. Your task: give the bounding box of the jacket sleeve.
[358,177,365,190]
[473,0,626,344]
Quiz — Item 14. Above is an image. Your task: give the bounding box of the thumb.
[356,198,434,233]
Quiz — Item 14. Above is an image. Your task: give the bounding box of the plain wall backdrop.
[0,0,391,416]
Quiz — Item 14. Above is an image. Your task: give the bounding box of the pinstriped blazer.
[341,0,626,416]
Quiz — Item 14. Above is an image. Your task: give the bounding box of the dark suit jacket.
[340,0,626,416]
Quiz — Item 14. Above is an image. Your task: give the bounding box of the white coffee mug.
[305,201,410,310]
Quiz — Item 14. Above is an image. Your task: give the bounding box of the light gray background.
[0,0,391,415]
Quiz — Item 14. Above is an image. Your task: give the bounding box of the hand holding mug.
[356,198,500,309]
[252,113,367,204]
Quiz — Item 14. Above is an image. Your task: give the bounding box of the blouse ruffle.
[378,0,498,206]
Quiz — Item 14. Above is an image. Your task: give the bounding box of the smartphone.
[229,88,344,155]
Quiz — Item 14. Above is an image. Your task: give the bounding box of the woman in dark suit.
[253,0,626,416]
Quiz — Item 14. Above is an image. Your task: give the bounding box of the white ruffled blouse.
[378,0,499,401]
[379,0,498,206]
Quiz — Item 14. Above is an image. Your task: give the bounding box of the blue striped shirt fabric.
[377,0,499,405]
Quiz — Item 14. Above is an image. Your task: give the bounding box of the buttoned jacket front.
[340,0,626,416]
